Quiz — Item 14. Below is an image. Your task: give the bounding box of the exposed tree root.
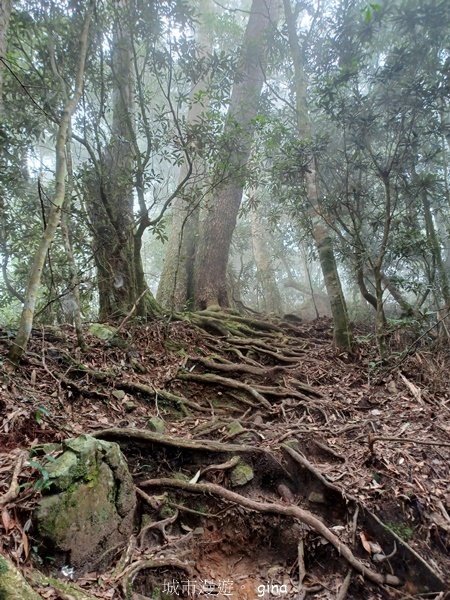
[191,355,294,377]
[139,478,401,587]
[226,339,302,363]
[119,557,193,599]
[92,427,261,454]
[116,380,207,415]
[27,570,100,600]
[195,309,285,333]
[368,433,450,453]
[177,371,273,409]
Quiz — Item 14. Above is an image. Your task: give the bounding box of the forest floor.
[0,312,449,600]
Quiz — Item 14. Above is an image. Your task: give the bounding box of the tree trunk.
[193,0,278,309]
[0,0,11,116]
[250,203,283,314]
[61,134,87,350]
[85,1,145,321]
[8,4,92,365]
[157,0,213,312]
[423,190,450,308]
[283,0,352,351]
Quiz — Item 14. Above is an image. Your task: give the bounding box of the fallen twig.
[368,434,450,454]
[0,450,28,506]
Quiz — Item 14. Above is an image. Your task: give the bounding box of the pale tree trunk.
[0,0,11,116]
[8,4,92,365]
[250,201,283,314]
[61,133,87,350]
[283,0,352,351]
[423,190,450,309]
[157,0,213,312]
[194,0,279,309]
[372,174,392,357]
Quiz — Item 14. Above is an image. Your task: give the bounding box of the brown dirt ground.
[0,316,449,599]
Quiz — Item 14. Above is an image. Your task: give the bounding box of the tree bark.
[86,1,139,321]
[250,201,283,314]
[0,0,11,116]
[193,0,279,309]
[61,134,87,350]
[157,0,213,312]
[8,4,92,365]
[283,0,352,351]
[423,190,450,308]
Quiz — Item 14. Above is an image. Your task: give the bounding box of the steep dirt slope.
[0,314,449,599]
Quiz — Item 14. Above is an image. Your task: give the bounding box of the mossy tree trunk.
[86,0,160,321]
[0,0,11,115]
[283,0,352,351]
[193,0,279,309]
[423,190,450,308]
[86,1,138,321]
[0,554,43,600]
[8,4,92,364]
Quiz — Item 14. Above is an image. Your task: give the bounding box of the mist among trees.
[1,0,450,354]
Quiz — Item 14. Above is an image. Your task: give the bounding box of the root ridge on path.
[0,312,449,599]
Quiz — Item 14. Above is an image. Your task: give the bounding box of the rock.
[227,420,259,444]
[147,417,165,434]
[130,358,147,374]
[88,323,116,340]
[227,420,244,436]
[308,490,326,504]
[124,400,138,412]
[34,434,135,573]
[230,459,254,487]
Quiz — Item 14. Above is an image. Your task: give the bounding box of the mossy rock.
[34,434,135,573]
[88,323,117,340]
[227,420,244,436]
[230,459,254,487]
[147,417,165,434]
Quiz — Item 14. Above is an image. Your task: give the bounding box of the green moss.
[0,556,8,575]
[230,460,254,487]
[159,504,177,518]
[283,439,300,449]
[384,521,414,541]
[227,420,244,436]
[173,472,190,482]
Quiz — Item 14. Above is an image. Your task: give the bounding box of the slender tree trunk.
[423,190,450,307]
[193,0,279,309]
[0,0,11,116]
[371,175,392,357]
[283,0,352,350]
[250,202,283,314]
[157,0,213,311]
[8,4,92,364]
[61,135,87,350]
